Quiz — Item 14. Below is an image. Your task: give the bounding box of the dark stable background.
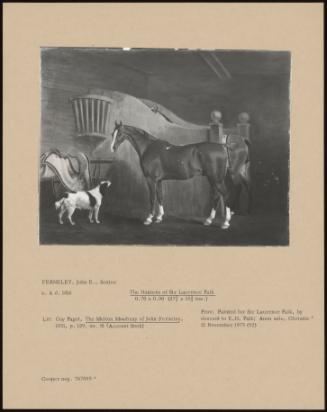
[40,48,290,245]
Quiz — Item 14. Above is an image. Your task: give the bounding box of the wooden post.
[209,123,224,143]
[209,110,225,216]
[209,110,223,143]
[237,112,250,140]
[236,112,251,214]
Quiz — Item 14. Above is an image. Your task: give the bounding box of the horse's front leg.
[155,181,164,223]
[204,207,216,226]
[144,178,156,226]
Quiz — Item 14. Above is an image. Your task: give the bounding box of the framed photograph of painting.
[3,3,324,410]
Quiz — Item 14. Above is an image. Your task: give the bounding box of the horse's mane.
[124,125,158,141]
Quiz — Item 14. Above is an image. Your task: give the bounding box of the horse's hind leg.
[217,181,233,229]
[222,206,232,229]
[224,169,240,215]
[144,178,156,225]
[155,181,164,223]
[204,179,221,226]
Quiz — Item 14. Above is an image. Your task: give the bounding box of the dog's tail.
[54,192,70,210]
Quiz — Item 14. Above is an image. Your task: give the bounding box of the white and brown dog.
[55,180,111,225]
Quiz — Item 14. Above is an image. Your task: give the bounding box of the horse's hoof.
[221,223,230,230]
[143,220,152,226]
[204,219,212,226]
[70,222,76,226]
[155,218,163,223]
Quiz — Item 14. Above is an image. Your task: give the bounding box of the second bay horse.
[110,121,249,229]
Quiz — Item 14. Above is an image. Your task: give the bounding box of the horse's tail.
[244,138,251,163]
[240,145,253,213]
[228,138,252,214]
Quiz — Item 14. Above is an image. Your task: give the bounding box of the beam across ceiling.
[199,52,231,80]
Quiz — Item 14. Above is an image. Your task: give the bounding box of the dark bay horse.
[110,121,249,229]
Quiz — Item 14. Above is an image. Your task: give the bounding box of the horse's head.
[110,120,127,152]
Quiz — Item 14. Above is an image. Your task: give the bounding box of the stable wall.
[41,49,290,218]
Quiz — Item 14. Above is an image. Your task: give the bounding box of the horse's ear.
[115,120,118,127]
[119,120,122,126]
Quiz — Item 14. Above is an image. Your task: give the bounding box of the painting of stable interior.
[40,48,290,245]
